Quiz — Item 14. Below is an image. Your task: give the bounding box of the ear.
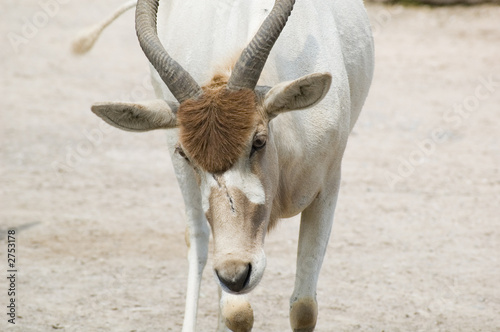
[263,73,332,118]
[91,99,179,132]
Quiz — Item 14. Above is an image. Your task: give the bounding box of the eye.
[175,146,190,162]
[251,135,267,156]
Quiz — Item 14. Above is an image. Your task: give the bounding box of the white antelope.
[78,0,374,330]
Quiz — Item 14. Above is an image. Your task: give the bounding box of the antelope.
[78,0,374,330]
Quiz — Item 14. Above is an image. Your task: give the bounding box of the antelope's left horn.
[227,0,296,91]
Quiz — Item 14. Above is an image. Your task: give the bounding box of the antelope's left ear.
[263,72,332,118]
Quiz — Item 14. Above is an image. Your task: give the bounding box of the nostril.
[216,262,252,293]
[244,263,252,285]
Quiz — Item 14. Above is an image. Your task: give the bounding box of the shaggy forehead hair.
[177,76,258,173]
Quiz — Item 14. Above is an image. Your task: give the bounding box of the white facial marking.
[200,156,266,213]
[200,172,218,213]
[223,167,265,205]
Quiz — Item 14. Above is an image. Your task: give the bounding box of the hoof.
[290,297,317,332]
[221,297,254,332]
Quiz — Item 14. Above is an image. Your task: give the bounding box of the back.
[155,0,373,128]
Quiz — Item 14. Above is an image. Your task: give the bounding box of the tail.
[72,0,137,55]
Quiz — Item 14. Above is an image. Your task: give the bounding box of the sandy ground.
[1,1,499,331]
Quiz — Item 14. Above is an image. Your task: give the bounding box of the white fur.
[198,168,266,213]
[199,158,265,211]
[223,161,266,206]
[199,171,218,213]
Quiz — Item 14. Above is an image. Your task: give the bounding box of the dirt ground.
[1,1,499,331]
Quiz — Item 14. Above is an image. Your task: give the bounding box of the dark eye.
[251,136,267,156]
[175,146,190,162]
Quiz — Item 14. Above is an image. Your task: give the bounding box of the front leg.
[168,134,210,332]
[183,212,209,332]
[217,288,254,332]
[290,174,341,332]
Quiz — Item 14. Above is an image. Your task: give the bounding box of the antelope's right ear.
[91,99,178,132]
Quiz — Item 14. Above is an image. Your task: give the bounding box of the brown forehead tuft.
[177,83,257,173]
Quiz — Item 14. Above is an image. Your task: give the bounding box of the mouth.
[216,263,253,294]
[215,251,267,295]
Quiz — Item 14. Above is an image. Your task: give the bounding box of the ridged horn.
[227,0,295,91]
[136,0,202,103]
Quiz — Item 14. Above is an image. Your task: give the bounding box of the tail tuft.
[71,24,104,54]
[71,0,137,55]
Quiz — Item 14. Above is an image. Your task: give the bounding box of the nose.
[216,260,252,293]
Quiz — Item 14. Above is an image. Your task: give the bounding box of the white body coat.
[152,1,374,330]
